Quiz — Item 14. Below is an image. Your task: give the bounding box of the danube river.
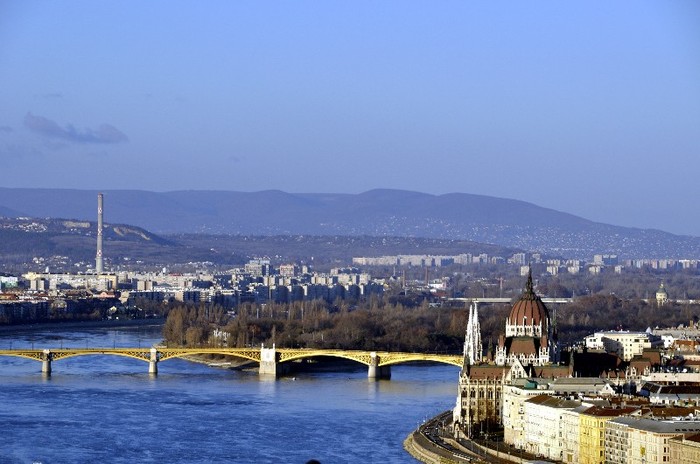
[0,325,459,463]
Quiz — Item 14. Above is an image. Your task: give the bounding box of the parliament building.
[453,271,569,437]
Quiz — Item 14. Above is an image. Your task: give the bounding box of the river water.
[0,325,459,463]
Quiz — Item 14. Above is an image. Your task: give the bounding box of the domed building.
[453,271,565,438]
[495,271,558,366]
[656,282,668,307]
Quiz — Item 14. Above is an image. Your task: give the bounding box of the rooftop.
[609,416,700,434]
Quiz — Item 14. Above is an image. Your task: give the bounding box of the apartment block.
[606,417,700,464]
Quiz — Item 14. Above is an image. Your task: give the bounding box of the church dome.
[656,282,668,306]
[656,282,668,296]
[508,271,549,326]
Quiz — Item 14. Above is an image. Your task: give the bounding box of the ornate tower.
[463,302,483,365]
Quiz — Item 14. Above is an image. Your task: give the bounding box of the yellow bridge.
[0,346,463,379]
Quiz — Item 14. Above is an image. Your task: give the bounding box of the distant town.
[2,248,700,327]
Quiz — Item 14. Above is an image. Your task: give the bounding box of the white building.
[502,380,552,448]
[561,404,590,463]
[0,275,19,289]
[523,395,582,461]
[584,330,663,361]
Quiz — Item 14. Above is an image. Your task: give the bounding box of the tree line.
[161,291,700,355]
[162,297,467,353]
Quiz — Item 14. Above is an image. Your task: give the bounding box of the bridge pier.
[368,352,391,380]
[41,349,52,376]
[149,348,158,375]
[259,344,290,377]
[259,345,277,376]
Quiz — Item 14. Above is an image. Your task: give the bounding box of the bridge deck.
[0,347,463,367]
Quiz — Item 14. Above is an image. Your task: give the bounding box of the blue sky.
[1,1,699,235]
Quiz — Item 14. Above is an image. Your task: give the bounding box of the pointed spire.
[463,302,482,365]
[473,303,482,364]
[526,266,534,294]
[521,265,539,301]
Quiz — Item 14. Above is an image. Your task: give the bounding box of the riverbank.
[405,412,548,464]
[403,411,475,463]
[404,431,463,463]
[0,318,165,334]
[404,428,502,464]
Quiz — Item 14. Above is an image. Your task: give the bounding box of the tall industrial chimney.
[96,193,104,274]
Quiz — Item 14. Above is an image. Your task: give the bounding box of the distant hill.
[0,217,178,269]
[0,187,698,259]
[0,217,517,271]
[0,216,171,245]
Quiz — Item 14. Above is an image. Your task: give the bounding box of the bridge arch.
[156,348,261,364]
[377,354,463,367]
[275,349,462,368]
[0,352,45,362]
[51,350,151,363]
[277,349,373,367]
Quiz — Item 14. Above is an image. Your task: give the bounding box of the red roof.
[465,365,509,380]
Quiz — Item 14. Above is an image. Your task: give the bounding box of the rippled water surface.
[0,326,458,463]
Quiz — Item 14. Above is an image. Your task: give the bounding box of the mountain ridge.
[0,187,697,259]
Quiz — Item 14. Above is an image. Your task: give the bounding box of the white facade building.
[561,404,590,463]
[584,331,663,361]
[502,380,553,448]
[523,395,582,461]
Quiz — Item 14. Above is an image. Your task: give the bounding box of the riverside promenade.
[404,411,551,464]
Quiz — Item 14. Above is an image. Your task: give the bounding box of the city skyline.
[1,2,699,235]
